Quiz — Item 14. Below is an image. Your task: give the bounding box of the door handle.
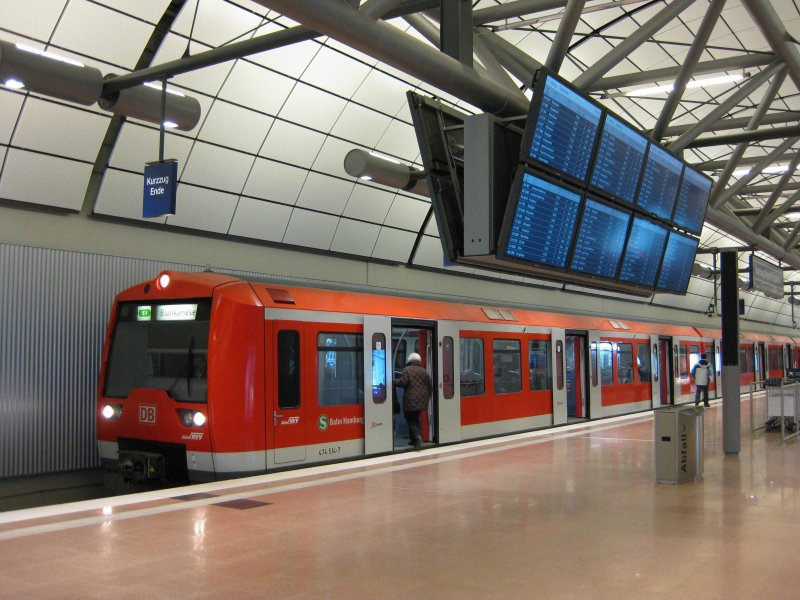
[273,411,283,426]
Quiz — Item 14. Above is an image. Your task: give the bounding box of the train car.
[96,271,787,484]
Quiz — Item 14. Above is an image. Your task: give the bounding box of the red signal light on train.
[156,272,171,290]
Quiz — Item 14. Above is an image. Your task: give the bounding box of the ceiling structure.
[2,0,800,326]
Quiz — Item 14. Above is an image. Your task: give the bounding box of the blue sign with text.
[143,160,178,218]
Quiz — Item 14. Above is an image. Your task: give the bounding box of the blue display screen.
[527,75,602,183]
[672,167,712,234]
[372,348,386,401]
[657,231,699,293]
[618,217,669,288]
[589,114,648,205]
[569,198,630,278]
[503,171,582,268]
[636,144,683,221]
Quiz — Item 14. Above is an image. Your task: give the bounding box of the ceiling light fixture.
[99,74,201,131]
[732,164,792,178]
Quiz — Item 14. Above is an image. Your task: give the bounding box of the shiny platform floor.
[2,398,799,600]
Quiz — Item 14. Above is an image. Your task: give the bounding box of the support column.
[720,250,741,455]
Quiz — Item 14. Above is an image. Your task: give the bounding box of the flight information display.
[618,217,669,288]
[589,114,648,205]
[502,171,582,269]
[569,198,630,279]
[526,73,602,183]
[657,231,699,294]
[672,167,712,235]
[636,144,683,221]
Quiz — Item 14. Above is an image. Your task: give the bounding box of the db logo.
[139,405,157,424]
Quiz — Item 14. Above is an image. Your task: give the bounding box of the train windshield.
[103,300,211,403]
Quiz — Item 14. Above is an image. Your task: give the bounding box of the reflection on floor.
[2,397,800,599]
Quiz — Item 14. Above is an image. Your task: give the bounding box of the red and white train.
[97,270,798,483]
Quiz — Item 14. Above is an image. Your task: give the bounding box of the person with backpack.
[691,353,712,407]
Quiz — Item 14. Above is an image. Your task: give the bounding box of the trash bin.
[654,405,704,484]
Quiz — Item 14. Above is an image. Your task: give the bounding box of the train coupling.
[118,451,165,482]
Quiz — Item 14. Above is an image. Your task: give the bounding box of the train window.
[703,346,715,378]
[278,330,301,409]
[317,333,364,406]
[747,346,755,374]
[103,300,211,402]
[460,337,485,396]
[371,333,387,404]
[739,347,747,372]
[529,340,552,391]
[688,345,700,376]
[679,345,688,379]
[443,336,455,399]
[493,339,522,394]
[590,342,598,387]
[617,343,633,384]
[599,342,613,385]
[637,344,651,382]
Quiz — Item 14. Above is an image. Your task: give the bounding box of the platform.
[2,399,799,599]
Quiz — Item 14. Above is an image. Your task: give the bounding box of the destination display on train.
[526,74,602,183]
[589,114,648,205]
[636,144,683,221]
[657,231,699,294]
[569,198,630,279]
[672,167,712,235]
[502,171,581,268]
[618,217,669,288]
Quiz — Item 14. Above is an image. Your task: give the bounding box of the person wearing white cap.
[394,352,432,450]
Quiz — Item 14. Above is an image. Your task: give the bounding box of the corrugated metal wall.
[0,244,206,479]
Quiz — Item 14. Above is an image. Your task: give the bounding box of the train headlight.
[101,404,122,420]
[156,272,171,290]
[180,410,207,427]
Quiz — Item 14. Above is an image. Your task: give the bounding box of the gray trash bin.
[654,405,704,484]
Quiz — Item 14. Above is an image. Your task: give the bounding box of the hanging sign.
[143,159,178,218]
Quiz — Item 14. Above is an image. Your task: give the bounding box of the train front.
[97,270,265,484]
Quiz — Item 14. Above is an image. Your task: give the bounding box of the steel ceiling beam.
[662,112,800,140]
[687,124,800,149]
[668,62,784,152]
[742,0,800,94]
[572,0,696,91]
[476,29,538,88]
[253,0,530,117]
[733,206,800,217]
[472,0,568,25]
[707,66,787,207]
[751,149,800,233]
[698,152,799,172]
[588,53,776,93]
[651,0,727,141]
[743,181,800,195]
[544,0,585,74]
[477,28,543,85]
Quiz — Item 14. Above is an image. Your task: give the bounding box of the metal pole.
[159,78,166,162]
[721,250,741,455]
[544,0,585,74]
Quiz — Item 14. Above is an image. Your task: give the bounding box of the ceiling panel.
[94,168,164,221]
[180,142,254,192]
[11,98,110,162]
[283,208,338,249]
[376,119,422,163]
[165,185,238,234]
[197,101,274,155]
[249,38,321,78]
[260,120,326,168]
[330,103,393,148]
[153,34,235,96]
[351,70,414,117]
[171,0,266,48]
[218,60,296,116]
[229,197,292,242]
[242,158,306,205]
[383,196,430,231]
[342,184,395,224]
[94,0,172,22]
[0,149,90,210]
[300,46,372,99]
[278,83,348,133]
[108,123,194,171]
[371,227,415,262]
[312,136,360,179]
[2,0,65,40]
[330,218,381,256]
[0,92,24,144]
[412,235,449,270]
[52,1,153,70]
[296,172,353,214]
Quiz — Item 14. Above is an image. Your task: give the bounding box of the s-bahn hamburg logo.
[139,405,157,424]
[318,415,329,431]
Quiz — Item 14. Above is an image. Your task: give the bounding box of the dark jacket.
[395,362,432,412]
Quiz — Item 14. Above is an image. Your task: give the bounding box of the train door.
[437,322,460,443]
[552,329,568,425]
[565,333,588,420]
[649,336,661,406]
[271,323,306,465]
[392,321,437,449]
[757,342,766,382]
[658,338,673,405]
[364,316,393,455]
